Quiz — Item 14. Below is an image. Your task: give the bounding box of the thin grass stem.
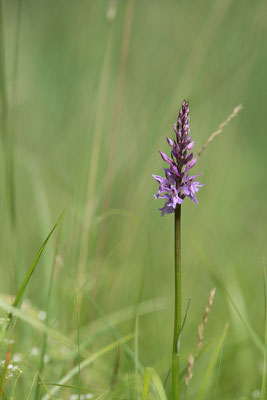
[74,281,81,400]
[172,205,182,400]
[35,227,62,400]
[261,261,267,400]
[76,11,115,307]
[27,372,38,400]
[0,0,17,290]
[12,201,69,310]
[96,0,134,281]
[41,333,134,400]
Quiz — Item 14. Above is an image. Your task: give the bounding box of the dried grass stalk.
[185,287,216,388]
[197,105,242,156]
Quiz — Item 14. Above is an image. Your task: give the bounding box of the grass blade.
[43,383,102,393]
[191,236,265,354]
[147,368,168,400]
[41,333,134,400]
[35,226,62,400]
[142,369,150,400]
[84,293,147,376]
[26,372,38,400]
[38,374,56,400]
[0,298,84,355]
[197,323,229,400]
[12,201,69,309]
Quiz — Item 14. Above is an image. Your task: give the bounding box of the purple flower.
[180,174,204,204]
[153,100,203,215]
[153,170,183,216]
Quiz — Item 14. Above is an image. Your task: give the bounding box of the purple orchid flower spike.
[153,100,203,215]
[153,100,205,400]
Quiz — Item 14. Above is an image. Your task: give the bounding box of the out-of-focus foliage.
[0,0,267,398]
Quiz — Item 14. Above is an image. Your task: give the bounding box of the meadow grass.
[0,0,267,399]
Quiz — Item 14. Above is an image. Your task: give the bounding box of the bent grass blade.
[197,323,229,400]
[0,298,84,356]
[41,333,134,400]
[12,201,69,310]
[142,367,168,400]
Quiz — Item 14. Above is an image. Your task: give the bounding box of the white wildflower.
[21,298,32,311]
[37,310,47,321]
[30,347,40,356]
[13,353,22,362]
[252,390,261,399]
[106,0,117,20]
[44,354,50,363]
[1,361,22,379]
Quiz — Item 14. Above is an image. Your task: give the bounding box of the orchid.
[152,100,204,400]
[153,100,203,215]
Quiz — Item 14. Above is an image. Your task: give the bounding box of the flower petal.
[184,152,193,164]
[152,174,164,184]
[159,151,175,166]
[187,141,194,150]
[166,137,174,147]
[185,157,197,172]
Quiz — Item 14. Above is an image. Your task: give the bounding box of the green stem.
[0,0,16,236]
[34,227,62,400]
[261,263,267,400]
[172,205,181,400]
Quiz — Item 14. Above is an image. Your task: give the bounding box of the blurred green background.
[1,0,267,398]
